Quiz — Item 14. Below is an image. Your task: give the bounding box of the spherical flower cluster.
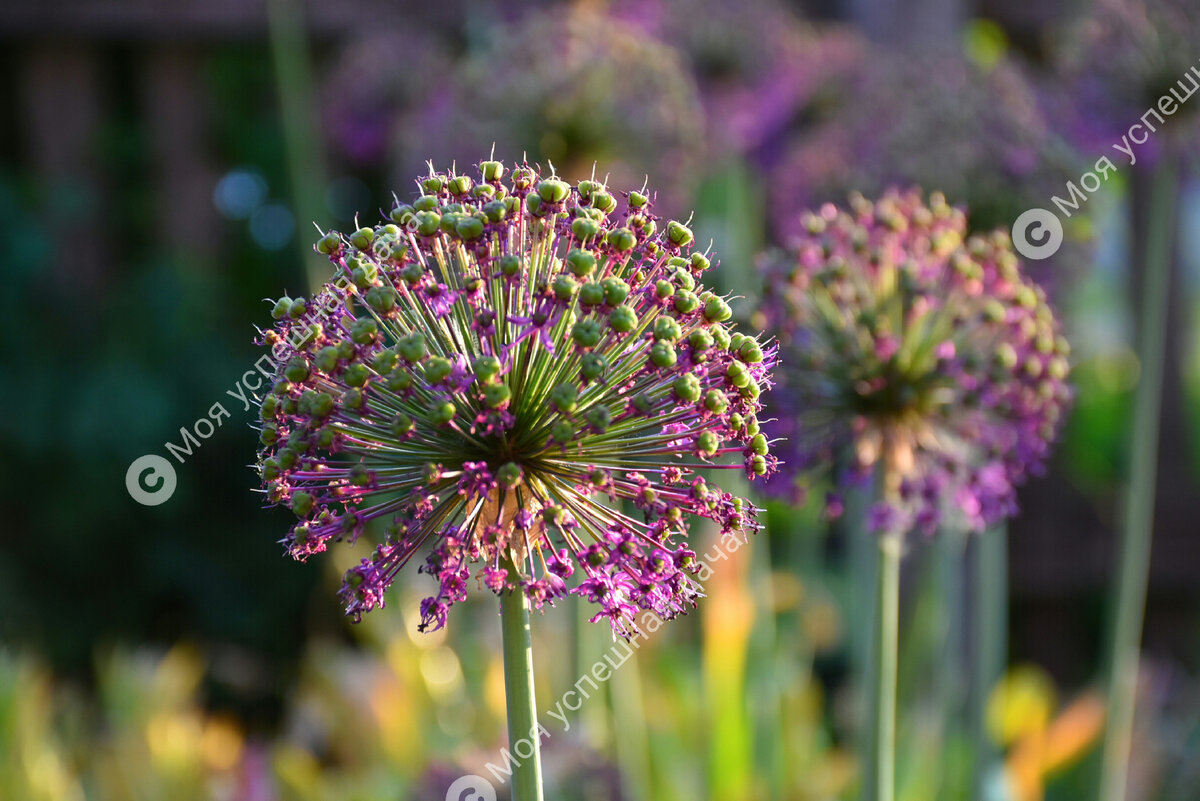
[1055,0,1200,162]
[255,159,776,635]
[757,189,1070,535]
[397,5,704,214]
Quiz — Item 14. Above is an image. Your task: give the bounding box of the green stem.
[971,522,1007,801]
[872,531,902,801]
[1098,156,1180,801]
[501,587,545,801]
[850,481,881,801]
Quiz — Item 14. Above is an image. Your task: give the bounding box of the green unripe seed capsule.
[750,433,769,456]
[499,254,522,277]
[350,227,375,250]
[415,211,441,236]
[483,200,508,223]
[497,462,523,488]
[704,389,729,414]
[567,249,597,277]
[579,282,605,307]
[413,194,439,212]
[448,175,473,196]
[572,319,604,348]
[432,401,456,426]
[698,430,720,457]
[654,317,682,341]
[553,275,579,301]
[587,406,612,433]
[317,232,341,254]
[673,290,700,314]
[473,355,502,384]
[291,491,314,517]
[284,358,309,383]
[581,353,608,381]
[391,412,414,437]
[691,253,711,271]
[704,297,732,322]
[674,373,701,402]
[343,363,371,388]
[609,305,638,333]
[602,277,630,305]
[424,357,453,384]
[572,217,601,241]
[456,216,485,240]
[629,191,648,209]
[271,297,292,319]
[550,382,578,413]
[650,341,677,368]
[484,383,512,409]
[665,220,694,247]
[551,420,575,445]
[537,178,570,203]
[655,280,675,300]
[608,228,637,251]
[399,332,427,362]
[260,425,279,445]
[737,339,763,363]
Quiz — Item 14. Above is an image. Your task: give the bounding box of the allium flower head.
[255,159,776,635]
[757,189,1070,535]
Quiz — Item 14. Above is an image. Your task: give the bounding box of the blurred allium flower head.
[757,189,1070,535]
[400,5,703,212]
[255,158,776,635]
[613,0,864,161]
[1056,0,1200,161]
[319,29,449,165]
[778,48,1082,242]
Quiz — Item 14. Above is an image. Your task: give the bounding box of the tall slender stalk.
[500,586,545,801]
[1098,156,1180,801]
[971,522,1007,801]
[871,531,902,801]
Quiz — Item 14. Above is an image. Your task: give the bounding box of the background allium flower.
[319,30,450,165]
[775,48,1087,289]
[396,5,704,214]
[612,0,864,162]
[1055,0,1200,163]
[255,159,776,636]
[757,189,1070,535]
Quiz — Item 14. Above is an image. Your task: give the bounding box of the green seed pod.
[551,420,575,445]
[431,400,456,426]
[650,341,677,369]
[608,228,637,251]
[349,318,376,345]
[398,332,427,362]
[654,316,682,342]
[602,277,630,306]
[499,254,522,277]
[390,412,415,437]
[567,249,597,277]
[473,355,503,384]
[448,175,473,196]
[704,389,729,414]
[424,357,453,384]
[572,319,604,348]
[316,232,341,254]
[737,339,764,363]
[581,353,608,381]
[413,194,439,212]
[287,298,307,320]
[655,280,675,300]
[350,227,375,250]
[592,191,616,214]
[674,373,701,402]
[484,382,512,409]
[609,305,638,333]
[271,296,292,320]
[673,290,700,314]
[365,285,397,313]
[550,382,579,413]
[284,358,309,383]
[711,326,731,350]
[291,491,314,517]
[372,349,399,374]
[572,217,601,241]
[689,329,714,351]
[341,388,364,411]
[579,282,605,307]
[703,297,732,322]
[537,178,571,203]
[750,433,768,455]
[691,252,711,271]
[260,424,279,445]
[697,430,720,457]
[553,274,579,301]
[483,199,508,223]
[456,216,485,240]
[415,211,441,236]
[390,204,415,226]
[629,191,648,209]
[497,462,523,489]
[587,406,612,433]
[343,363,370,388]
[665,221,694,247]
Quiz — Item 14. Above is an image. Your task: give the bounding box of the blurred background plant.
[1,0,1199,799]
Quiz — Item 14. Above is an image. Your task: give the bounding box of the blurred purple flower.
[756,189,1071,535]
